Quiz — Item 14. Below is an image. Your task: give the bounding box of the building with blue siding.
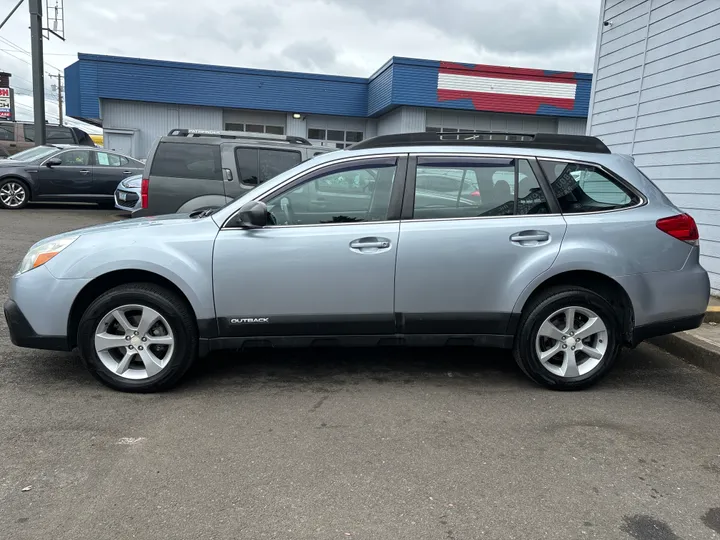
[65,54,591,160]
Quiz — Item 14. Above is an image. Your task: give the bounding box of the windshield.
[8,146,60,162]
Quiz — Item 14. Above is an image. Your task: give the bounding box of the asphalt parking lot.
[1,206,720,540]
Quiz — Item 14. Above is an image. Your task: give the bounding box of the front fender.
[44,220,218,321]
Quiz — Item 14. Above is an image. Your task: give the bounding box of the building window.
[224,123,285,135]
[307,128,364,149]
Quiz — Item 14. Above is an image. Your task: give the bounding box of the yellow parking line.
[708,306,720,312]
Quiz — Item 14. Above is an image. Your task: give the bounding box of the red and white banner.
[437,62,577,114]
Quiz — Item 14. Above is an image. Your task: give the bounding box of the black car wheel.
[0,178,30,209]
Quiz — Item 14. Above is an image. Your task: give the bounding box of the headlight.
[17,236,79,275]
[122,177,141,189]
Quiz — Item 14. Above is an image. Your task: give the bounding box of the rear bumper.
[631,313,705,346]
[3,299,70,351]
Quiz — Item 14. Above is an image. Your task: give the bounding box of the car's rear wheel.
[77,283,198,392]
[513,286,621,390]
[0,178,29,209]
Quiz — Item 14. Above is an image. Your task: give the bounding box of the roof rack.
[348,131,610,154]
[167,128,312,146]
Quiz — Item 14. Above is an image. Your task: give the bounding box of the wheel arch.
[513,270,635,344]
[67,269,201,350]
[0,174,33,199]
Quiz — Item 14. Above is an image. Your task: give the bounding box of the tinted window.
[234,147,259,185]
[46,126,75,144]
[0,122,13,141]
[265,125,284,135]
[150,142,221,181]
[308,129,325,140]
[95,151,123,166]
[225,123,244,131]
[539,160,639,213]
[57,150,90,166]
[259,149,301,183]
[412,158,549,220]
[265,163,397,226]
[245,124,264,133]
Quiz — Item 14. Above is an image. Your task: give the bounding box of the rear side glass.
[259,149,301,183]
[539,160,639,213]
[150,142,222,181]
[47,126,75,143]
[235,147,259,185]
[0,122,14,141]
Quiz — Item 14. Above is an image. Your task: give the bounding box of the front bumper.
[3,299,70,351]
[114,188,140,212]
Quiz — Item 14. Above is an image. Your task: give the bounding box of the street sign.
[0,87,14,120]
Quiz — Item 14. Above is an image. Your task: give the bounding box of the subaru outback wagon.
[4,132,709,392]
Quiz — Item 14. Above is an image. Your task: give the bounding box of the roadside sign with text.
[0,87,14,120]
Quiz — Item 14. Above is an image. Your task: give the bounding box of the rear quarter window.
[150,142,222,181]
[540,160,639,213]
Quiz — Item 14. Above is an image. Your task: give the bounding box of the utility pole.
[28,0,45,144]
[49,71,62,125]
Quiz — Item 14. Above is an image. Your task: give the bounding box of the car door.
[212,155,407,340]
[394,155,567,338]
[34,149,93,199]
[92,150,143,196]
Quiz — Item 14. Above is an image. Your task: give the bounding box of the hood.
[0,159,23,168]
[36,213,211,245]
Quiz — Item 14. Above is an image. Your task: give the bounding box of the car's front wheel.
[513,286,621,390]
[77,283,198,392]
[0,178,30,209]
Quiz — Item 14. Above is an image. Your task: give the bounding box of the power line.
[0,35,64,74]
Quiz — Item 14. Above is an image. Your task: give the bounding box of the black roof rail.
[167,128,312,146]
[348,131,611,154]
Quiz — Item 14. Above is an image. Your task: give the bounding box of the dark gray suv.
[134,129,333,217]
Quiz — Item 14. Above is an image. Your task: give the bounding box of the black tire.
[77,283,198,392]
[513,286,621,391]
[0,178,30,209]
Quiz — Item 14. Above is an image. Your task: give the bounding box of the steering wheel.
[278,196,296,225]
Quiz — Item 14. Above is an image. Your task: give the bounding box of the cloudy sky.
[1,0,601,127]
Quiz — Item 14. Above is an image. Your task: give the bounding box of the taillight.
[141,178,149,209]
[656,213,699,244]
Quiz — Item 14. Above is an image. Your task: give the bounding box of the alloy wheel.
[534,306,608,378]
[94,304,175,380]
[0,182,26,208]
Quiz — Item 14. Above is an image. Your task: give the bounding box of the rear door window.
[46,126,75,144]
[0,122,14,141]
[539,160,639,213]
[150,142,222,181]
[234,147,302,185]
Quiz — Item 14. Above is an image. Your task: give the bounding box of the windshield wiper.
[189,208,216,219]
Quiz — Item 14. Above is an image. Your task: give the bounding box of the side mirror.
[235,201,268,229]
[45,158,62,168]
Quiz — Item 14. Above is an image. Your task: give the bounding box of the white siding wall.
[101,99,222,159]
[588,0,720,295]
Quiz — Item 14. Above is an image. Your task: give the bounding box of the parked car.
[133,129,333,217]
[4,132,709,393]
[114,174,142,212]
[0,145,144,209]
[0,122,95,158]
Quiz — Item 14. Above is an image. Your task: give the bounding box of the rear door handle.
[350,237,391,251]
[79,169,90,175]
[510,230,550,244]
[122,170,132,174]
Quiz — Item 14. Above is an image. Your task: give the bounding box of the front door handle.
[349,237,391,251]
[122,170,132,174]
[79,169,90,175]
[510,230,550,244]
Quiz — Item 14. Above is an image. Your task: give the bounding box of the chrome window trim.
[221,153,406,229]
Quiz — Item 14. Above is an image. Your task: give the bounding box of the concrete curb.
[648,331,720,377]
[705,306,720,324]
